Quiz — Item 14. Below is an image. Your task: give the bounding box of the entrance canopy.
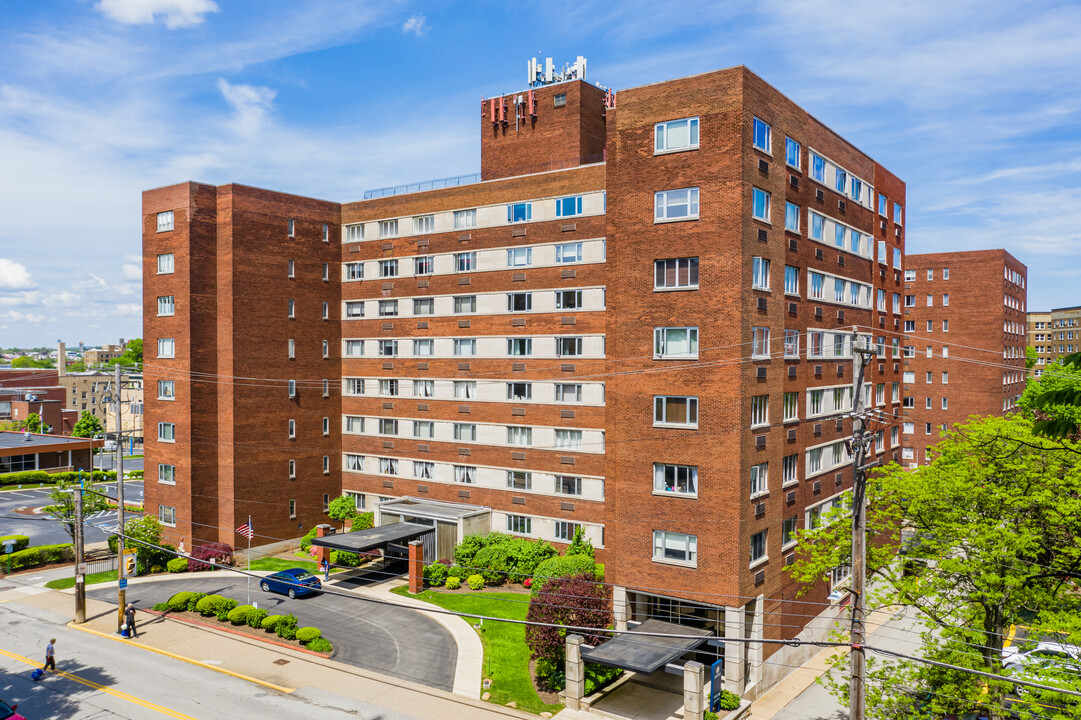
[312,522,432,554]
[582,619,714,674]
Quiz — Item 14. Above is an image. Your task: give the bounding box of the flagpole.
[246,515,252,606]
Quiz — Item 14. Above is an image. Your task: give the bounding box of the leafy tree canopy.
[786,415,1081,719]
[46,478,111,545]
[105,338,143,368]
[10,355,53,368]
[71,411,104,438]
[1025,352,1081,438]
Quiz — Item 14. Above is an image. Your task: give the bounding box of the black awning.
[311,522,433,554]
[581,619,714,673]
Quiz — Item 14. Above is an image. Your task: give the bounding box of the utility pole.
[74,480,86,623]
[848,332,876,720]
[114,363,126,633]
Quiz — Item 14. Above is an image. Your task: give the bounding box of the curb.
[141,607,333,659]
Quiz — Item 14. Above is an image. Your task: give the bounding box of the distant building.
[0,431,98,474]
[83,341,127,367]
[1027,305,1081,375]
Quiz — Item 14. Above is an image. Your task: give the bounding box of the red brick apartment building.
[143,65,906,695]
[902,250,1027,466]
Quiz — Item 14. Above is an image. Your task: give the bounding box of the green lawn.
[392,586,563,715]
[45,569,116,589]
[248,557,324,573]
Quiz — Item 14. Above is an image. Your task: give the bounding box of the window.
[556,196,583,217]
[377,339,397,357]
[782,516,798,548]
[159,505,177,526]
[653,463,697,495]
[784,202,800,232]
[752,117,771,153]
[157,380,175,400]
[287,418,296,439]
[507,515,532,535]
[507,247,533,267]
[943,268,950,280]
[379,379,399,397]
[378,300,398,317]
[810,212,824,240]
[157,338,175,358]
[379,259,398,278]
[555,384,582,403]
[752,187,771,222]
[508,292,532,312]
[942,320,949,332]
[322,301,329,320]
[413,421,434,439]
[752,257,770,290]
[809,272,824,299]
[453,381,475,399]
[157,296,175,317]
[655,117,700,152]
[322,262,329,282]
[156,253,174,274]
[894,203,903,225]
[345,224,364,242]
[412,298,434,315]
[782,454,799,487]
[752,327,770,358]
[555,289,583,309]
[507,202,532,223]
[455,252,477,272]
[454,465,476,484]
[655,396,698,426]
[750,462,768,498]
[156,210,174,232]
[507,471,532,490]
[878,194,888,216]
[344,340,364,356]
[783,392,798,422]
[893,248,902,269]
[454,338,476,356]
[378,219,398,238]
[655,327,699,358]
[654,257,699,289]
[344,378,364,396]
[655,188,700,221]
[943,293,950,307]
[785,137,800,167]
[414,379,434,397]
[507,382,532,401]
[344,453,364,471]
[454,423,477,442]
[784,329,799,358]
[414,256,434,275]
[556,242,583,263]
[751,394,769,427]
[158,422,176,442]
[556,337,583,357]
[453,209,477,229]
[554,521,579,541]
[507,426,533,446]
[378,419,398,437]
[288,218,296,237]
[555,429,583,448]
[158,463,176,485]
[942,372,949,385]
[344,262,363,280]
[783,266,800,295]
[453,295,476,313]
[810,152,826,182]
[653,531,697,565]
[412,214,434,234]
[507,337,533,356]
[379,458,399,476]
[413,339,433,356]
[942,397,948,410]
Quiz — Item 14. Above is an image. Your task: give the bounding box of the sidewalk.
[1,577,532,720]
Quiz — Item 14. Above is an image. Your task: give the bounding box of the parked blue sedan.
[259,568,322,599]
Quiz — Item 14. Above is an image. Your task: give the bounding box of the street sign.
[119,578,128,589]
[710,658,725,711]
[77,562,87,574]
[2,540,14,554]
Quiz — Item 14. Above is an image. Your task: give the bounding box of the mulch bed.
[141,607,332,658]
[527,658,563,705]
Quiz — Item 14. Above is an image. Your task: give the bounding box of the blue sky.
[1,0,1079,346]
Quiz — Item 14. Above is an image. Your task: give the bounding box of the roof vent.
[24,432,32,442]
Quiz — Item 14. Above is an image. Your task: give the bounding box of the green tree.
[9,355,51,368]
[46,478,111,545]
[326,494,374,530]
[1025,345,1038,370]
[786,415,1081,719]
[23,412,43,433]
[71,411,104,439]
[1029,352,1081,438]
[105,339,143,368]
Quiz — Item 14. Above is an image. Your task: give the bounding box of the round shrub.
[329,550,360,567]
[166,558,188,573]
[185,592,207,611]
[261,615,283,632]
[276,613,298,640]
[445,576,461,590]
[306,637,333,653]
[150,565,164,574]
[195,594,224,617]
[471,545,511,586]
[296,627,321,644]
[467,574,485,591]
[152,602,169,611]
[246,608,268,629]
[214,597,239,621]
[531,554,597,595]
[715,690,741,711]
[425,563,448,587]
[167,591,196,612]
[227,604,254,626]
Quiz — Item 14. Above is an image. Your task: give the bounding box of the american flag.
[236,522,254,540]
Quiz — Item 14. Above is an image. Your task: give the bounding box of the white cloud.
[0,310,46,324]
[122,263,141,280]
[402,15,429,36]
[114,303,142,316]
[72,273,109,292]
[96,0,220,29]
[0,259,35,290]
[216,78,276,136]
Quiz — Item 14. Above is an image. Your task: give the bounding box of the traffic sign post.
[710,657,725,711]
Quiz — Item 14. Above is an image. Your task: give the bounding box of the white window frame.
[653,530,697,567]
[654,117,700,154]
[655,188,700,222]
[156,211,174,232]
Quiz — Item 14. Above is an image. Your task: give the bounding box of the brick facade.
[1028,305,1081,374]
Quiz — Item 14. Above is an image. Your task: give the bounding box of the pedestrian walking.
[322,558,330,582]
[125,603,138,638]
[44,638,55,671]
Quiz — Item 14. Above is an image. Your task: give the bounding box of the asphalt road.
[1,592,424,719]
[0,481,144,548]
[93,454,144,473]
[88,573,458,691]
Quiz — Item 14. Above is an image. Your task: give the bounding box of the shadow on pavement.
[1,658,118,720]
[330,559,407,589]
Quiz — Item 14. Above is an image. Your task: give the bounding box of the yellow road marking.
[68,623,295,694]
[0,646,196,719]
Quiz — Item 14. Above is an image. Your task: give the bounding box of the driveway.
[88,574,458,691]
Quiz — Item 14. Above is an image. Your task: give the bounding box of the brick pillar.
[683,661,705,720]
[314,524,329,565]
[408,540,424,594]
[564,634,584,710]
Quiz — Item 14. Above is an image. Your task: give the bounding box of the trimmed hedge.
[530,554,597,595]
[167,591,198,611]
[262,615,283,632]
[452,533,557,586]
[467,574,485,591]
[445,576,461,590]
[296,627,321,644]
[195,594,237,619]
[0,534,30,552]
[227,604,255,625]
[246,608,268,629]
[306,637,333,653]
[7,543,74,571]
[166,558,188,573]
[0,469,116,487]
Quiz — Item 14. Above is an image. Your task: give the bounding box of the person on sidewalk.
[44,639,55,671]
[125,603,138,638]
[322,558,330,582]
